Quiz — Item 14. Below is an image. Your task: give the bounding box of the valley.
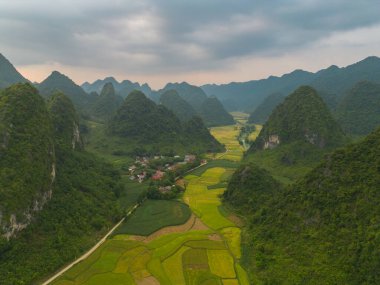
[48,120,253,285]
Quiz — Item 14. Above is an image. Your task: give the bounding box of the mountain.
[0,83,55,239]
[247,86,347,183]
[47,91,84,149]
[0,54,29,89]
[0,84,122,284]
[159,89,197,122]
[254,86,346,150]
[225,127,380,284]
[107,90,223,154]
[248,92,285,124]
[155,82,208,110]
[109,91,182,140]
[82,77,152,98]
[38,71,95,109]
[155,82,233,127]
[202,56,380,112]
[202,69,315,111]
[200,96,235,127]
[88,82,123,121]
[311,56,380,97]
[336,81,380,136]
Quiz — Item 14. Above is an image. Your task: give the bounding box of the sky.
[1,0,380,89]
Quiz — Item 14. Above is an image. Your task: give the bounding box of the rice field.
[52,124,249,285]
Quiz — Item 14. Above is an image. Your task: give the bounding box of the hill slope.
[226,127,380,284]
[38,71,95,109]
[0,54,29,89]
[248,92,285,124]
[0,86,121,284]
[0,83,55,239]
[106,90,223,155]
[159,89,197,122]
[247,86,347,183]
[88,82,123,121]
[254,86,346,149]
[337,81,380,136]
[200,97,235,127]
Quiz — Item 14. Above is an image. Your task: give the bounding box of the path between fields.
[41,204,138,285]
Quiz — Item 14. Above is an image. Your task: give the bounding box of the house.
[151,170,165,181]
[184,154,196,163]
[137,172,147,183]
[158,186,172,193]
[128,165,137,173]
[129,175,136,181]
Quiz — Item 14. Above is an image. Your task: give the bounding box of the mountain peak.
[255,85,346,149]
[0,53,29,88]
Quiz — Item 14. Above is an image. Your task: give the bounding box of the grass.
[114,200,192,236]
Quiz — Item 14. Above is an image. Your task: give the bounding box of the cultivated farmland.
[52,121,250,285]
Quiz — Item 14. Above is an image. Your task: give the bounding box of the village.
[126,154,206,198]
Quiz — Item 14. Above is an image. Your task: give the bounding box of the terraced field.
[52,123,249,285]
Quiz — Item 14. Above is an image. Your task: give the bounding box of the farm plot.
[114,200,192,236]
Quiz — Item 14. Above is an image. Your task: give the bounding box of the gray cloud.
[1,0,380,78]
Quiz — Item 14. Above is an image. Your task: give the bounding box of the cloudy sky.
[1,0,380,88]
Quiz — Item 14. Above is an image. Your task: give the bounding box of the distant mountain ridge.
[153,82,234,127]
[202,56,380,112]
[82,77,152,98]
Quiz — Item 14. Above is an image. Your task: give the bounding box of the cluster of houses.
[128,154,198,183]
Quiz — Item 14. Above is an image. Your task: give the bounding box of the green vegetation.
[200,97,235,127]
[225,127,380,284]
[114,200,192,236]
[156,82,234,127]
[248,92,284,124]
[48,91,83,150]
[0,53,29,89]
[247,86,348,183]
[160,89,197,122]
[88,82,123,121]
[0,85,123,284]
[254,86,346,149]
[104,90,223,155]
[38,71,95,110]
[0,83,55,236]
[52,123,247,285]
[337,81,380,136]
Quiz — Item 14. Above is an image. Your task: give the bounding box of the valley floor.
[49,122,250,285]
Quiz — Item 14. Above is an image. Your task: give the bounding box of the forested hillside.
[247,86,347,183]
[0,84,122,284]
[88,82,123,121]
[337,81,380,136]
[159,89,197,122]
[225,127,380,284]
[38,71,96,110]
[106,90,223,155]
